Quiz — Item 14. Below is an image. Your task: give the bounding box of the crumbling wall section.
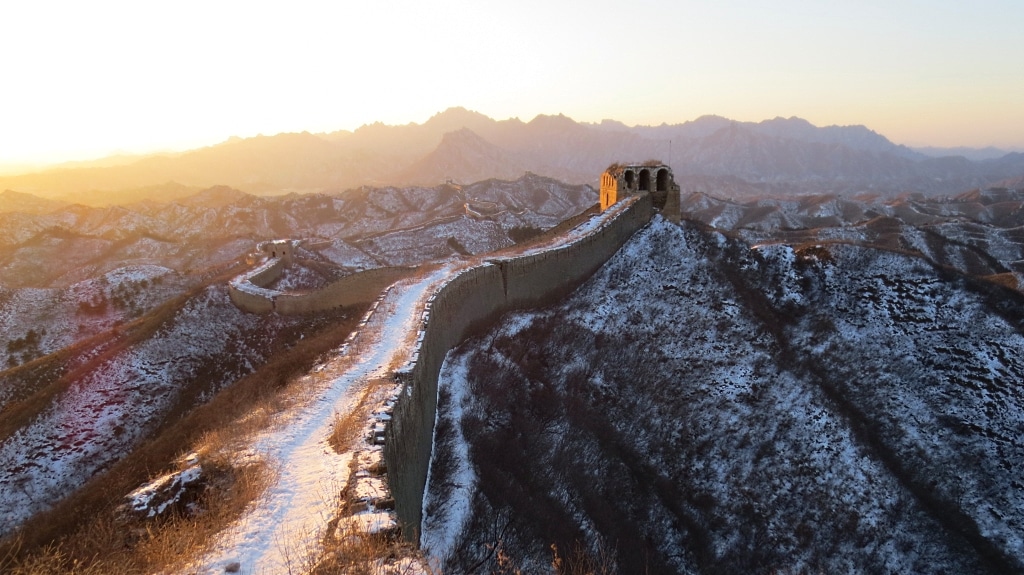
[602,164,680,222]
[384,193,654,542]
[229,263,416,315]
[227,284,276,314]
[275,267,416,314]
[228,258,286,313]
[246,258,286,288]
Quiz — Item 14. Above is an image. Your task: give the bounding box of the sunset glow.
[2,0,1022,168]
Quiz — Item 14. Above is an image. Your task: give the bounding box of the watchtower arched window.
[624,170,635,189]
[639,169,651,192]
[656,168,669,192]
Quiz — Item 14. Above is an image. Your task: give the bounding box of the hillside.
[426,215,1024,573]
[678,188,1024,282]
[3,109,1024,203]
[0,173,595,551]
[0,174,594,288]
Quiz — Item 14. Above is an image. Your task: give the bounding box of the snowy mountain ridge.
[425,213,1024,573]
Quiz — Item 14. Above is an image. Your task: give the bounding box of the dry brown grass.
[0,300,369,574]
[984,272,1020,291]
[308,522,421,575]
[327,376,393,454]
[130,460,272,574]
[328,405,368,454]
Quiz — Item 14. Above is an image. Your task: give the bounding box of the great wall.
[226,164,679,548]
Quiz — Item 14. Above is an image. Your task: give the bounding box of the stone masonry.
[600,162,680,222]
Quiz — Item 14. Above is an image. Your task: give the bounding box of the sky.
[1,0,1022,169]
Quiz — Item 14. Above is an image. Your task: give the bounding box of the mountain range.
[3,108,1024,205]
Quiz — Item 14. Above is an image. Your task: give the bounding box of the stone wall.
[229,260,416,315]
[228,258,285,313]
[246,258,286,288]
[383,193,654,542]
[274,267,416,314]
[227,285,276,314]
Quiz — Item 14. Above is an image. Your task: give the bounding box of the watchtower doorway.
[651,168,669,209]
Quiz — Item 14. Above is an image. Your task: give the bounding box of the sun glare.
[1,0,1022,167]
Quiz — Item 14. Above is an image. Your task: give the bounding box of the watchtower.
[600,162,680,222]
[259,239,297,263]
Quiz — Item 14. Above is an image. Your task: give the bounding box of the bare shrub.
[309,520,419,575]
[550,541,616,575]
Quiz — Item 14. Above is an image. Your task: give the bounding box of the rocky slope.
[5,165,1024,571]
[0,174,594,289]
[426,212,1024,573]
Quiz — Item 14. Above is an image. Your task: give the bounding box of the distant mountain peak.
[692,114,731,122]
[761,116,815,128]
[439,127,489,144]
[599,119,629,129]
[177,185,254,209]
[428,106,487,121]
[399,128,529,185]
[424,107,496,131]
[526,113,585,133]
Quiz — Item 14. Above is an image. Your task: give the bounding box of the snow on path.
[188,264,462,575]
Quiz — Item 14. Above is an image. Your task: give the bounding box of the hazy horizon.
[4,108,1024,178]
[2,0,1022,167]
